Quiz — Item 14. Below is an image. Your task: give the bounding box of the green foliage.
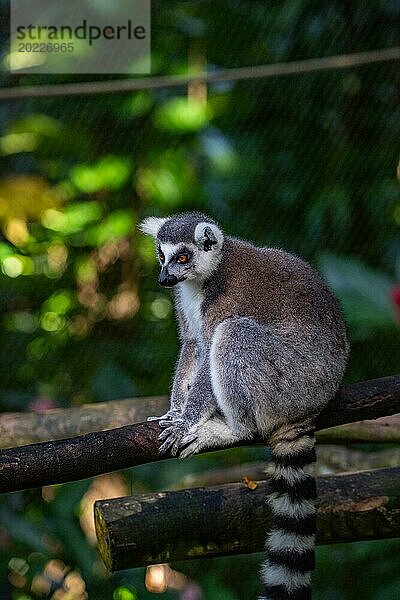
[154,98,211,132]
[319,254,395,340]
[0,0,399,598]
[70,156,132,194]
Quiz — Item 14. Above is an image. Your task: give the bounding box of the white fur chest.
[176,281,204,340]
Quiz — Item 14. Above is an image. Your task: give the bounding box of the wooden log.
[0,375,399,494]
[316,375,400,427]
[317,415,400,444]
[94,467,400,571]
[0,396,169,449]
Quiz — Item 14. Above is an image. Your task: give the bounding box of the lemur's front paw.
[158,419,189,456]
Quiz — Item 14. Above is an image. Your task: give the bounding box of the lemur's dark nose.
[158,268,179,287]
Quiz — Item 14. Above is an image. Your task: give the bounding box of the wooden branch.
[0,396,169,449]
[0,375,399,494]
[316,375,400,427]
[316,415,400,444]
[1,385,399,450]
[94,467,400,570]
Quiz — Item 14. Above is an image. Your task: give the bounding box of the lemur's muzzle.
[158,268,180,287]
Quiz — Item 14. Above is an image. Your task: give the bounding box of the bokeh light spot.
[2,255,23,277]
[40,312,66,332]
[113,585,138,600]
[151,297,171,319]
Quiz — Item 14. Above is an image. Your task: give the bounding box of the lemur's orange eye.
[158,251,165,263]
[177,254,189,264]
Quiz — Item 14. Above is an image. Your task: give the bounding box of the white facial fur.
[156,222,224,340]
[157,241,184,264]
[158,238,223,283]
[157,241,205,339]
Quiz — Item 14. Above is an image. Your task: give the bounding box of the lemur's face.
[156,241,198,287]
[139,215,224,287]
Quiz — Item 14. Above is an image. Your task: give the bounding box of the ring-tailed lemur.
[140,212,349,600]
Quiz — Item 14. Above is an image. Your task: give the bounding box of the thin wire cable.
[0,46,399,100]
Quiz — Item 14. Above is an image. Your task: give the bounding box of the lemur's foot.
[158,418,189,456]
[176,426,199,458]
[179,417,243,458]
[179,424,214,458]
[179,437,200,458]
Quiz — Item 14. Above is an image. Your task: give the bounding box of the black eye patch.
[157,246,165,262]
[174,248,192,264]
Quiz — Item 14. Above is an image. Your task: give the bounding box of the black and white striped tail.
[260,426,317,600]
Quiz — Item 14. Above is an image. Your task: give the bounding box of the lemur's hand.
[147,409,181,422]
[158,418,191,456]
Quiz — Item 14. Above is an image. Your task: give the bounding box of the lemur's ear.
[194,222,223,252]
[138,217,168,238]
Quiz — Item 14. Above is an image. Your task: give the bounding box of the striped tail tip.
[260,427,317,600]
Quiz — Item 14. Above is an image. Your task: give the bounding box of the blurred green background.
[0,1,399,599]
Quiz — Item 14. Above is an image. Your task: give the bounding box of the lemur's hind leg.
[179,316,324,458]
[179,317,270,458]
[209,316,333,433]
[208,317,290,437]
